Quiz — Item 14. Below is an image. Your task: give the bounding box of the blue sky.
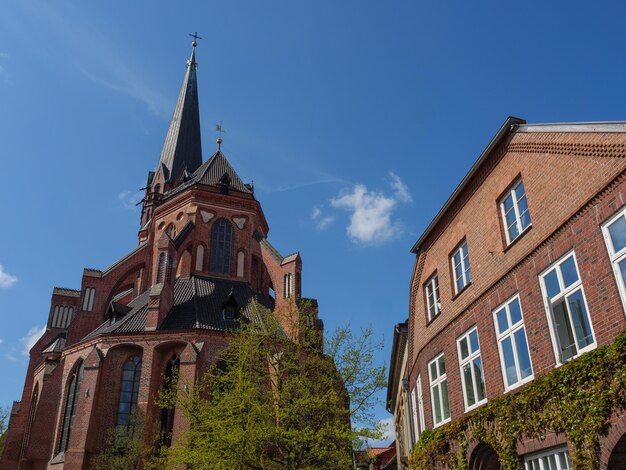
[1,0,626,444]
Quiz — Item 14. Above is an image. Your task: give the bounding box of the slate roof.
[82,276,274,341]
[156,46,202,182]
[42,334,66,354]
[164,150,253,199]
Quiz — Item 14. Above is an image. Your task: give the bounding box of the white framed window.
[493,295,533,390]
[428,354,450,427]
[451,241,471,294]
[457,326,487,411]
[425,274,441,321]
[539,252,595,364]
[417,375,425,436]
[410,386,419,443]
[602,207,626,312]
[500,179,531,244]
[524,446,571,470]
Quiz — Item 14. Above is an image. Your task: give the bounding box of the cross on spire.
[189,31,202,46]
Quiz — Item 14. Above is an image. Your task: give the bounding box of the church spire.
[156,39,203,183]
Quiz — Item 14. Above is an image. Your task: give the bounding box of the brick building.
[389,117,626,469]
[0,42,322,469]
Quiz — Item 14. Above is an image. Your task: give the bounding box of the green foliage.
[89,411,155,470]
[0,406,9,459]
[325,324,388,449]
[152,302,386,469]
[411,331,626,470]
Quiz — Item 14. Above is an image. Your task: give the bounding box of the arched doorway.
[608,432,626,469]
[469,443,502,470]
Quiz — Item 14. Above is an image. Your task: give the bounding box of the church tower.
[0,40,322,470]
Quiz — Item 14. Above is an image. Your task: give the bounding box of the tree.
[0,406,9,459]
[89,411,155,470]
[155,302,386,469]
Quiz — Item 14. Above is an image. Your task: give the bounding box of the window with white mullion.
[602,208,626,312]
[452,241,471,294]
[540,252,595,364]
[425,274,441,321]
[410,387,419,442]
[524,446,571,470]
[457,327,487,411]
[417,375,425,435]
[501,179,531,244]
[494,295,533,390]
[428,354,450,427]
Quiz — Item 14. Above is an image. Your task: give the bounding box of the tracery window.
[116,355,142,429]
[58,361,84,453]
[210,219,233,274]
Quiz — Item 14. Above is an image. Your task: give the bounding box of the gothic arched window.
[20,383,39,462]
[116,355,142,429]
[58,361,84,453]
[166,223,177,239]
[283,273,293,299]
[210,219,233,274]
[160,355,180,446]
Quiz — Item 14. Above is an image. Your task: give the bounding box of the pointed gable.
[193,150,252,194]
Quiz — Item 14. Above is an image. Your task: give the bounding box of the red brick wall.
[407,130,626,456]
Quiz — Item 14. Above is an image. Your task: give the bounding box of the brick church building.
[1,41,321,469]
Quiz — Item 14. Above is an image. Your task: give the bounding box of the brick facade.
[0,45,320,470]
[398,118,626,468]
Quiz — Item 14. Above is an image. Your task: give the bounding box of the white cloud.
[331,185,398,244]
[118,189,143,211]
[329,173,412,245]
[0,338,4,345]
[311,206,335,231]
[20,326,46,357]
[389,171,413,204]
[0,264,18,288]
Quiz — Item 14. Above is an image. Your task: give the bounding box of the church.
[0,40,322,470]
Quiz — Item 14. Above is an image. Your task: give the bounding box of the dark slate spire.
[156,42,203,182]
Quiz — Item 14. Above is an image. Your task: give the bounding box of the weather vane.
[216,121,226,149]
[189,31,202,46]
